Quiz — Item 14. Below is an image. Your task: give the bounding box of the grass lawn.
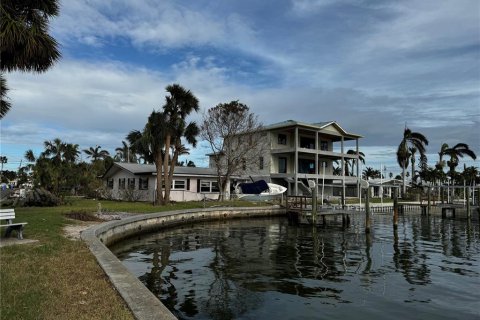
[0,198,269,320]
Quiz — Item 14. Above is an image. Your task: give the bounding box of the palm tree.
[0,76,11,118]
[0,0,61,118]
[396,128,429,195]
[345,149,365,176]
[0,156,7,171]
[24,150,36,163]
[84,145,110,162]
[43,138,65,165]
[409,146,417,186]
[441,143,477,179]
[161,84,200,204]
[63,143,80,163]
[362,167,377,180]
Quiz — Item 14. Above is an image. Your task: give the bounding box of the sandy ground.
[63,212,135,240]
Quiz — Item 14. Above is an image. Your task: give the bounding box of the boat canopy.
[239,180,269,194]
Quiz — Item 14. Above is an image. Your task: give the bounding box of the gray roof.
[103,162,221,178]
[264,120,362,138]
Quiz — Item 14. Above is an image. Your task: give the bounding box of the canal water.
[110,214,480,320]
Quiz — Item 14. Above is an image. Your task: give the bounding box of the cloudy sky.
[1,0,479,174]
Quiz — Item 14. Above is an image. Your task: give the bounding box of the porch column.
[356,138,360,198]
[341,136,345,207]
[315,131,319,176]
[294,127,299,195]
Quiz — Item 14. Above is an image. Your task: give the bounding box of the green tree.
[0,156,7,171]
[362,167,378,180]
[396,128,429,195]
[0,0,61,118]
[345,149,365,176]
[162,84,200,204]
[84,145,110,162]
[440,143,477,180]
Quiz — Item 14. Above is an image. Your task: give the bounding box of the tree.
[114,141,136,163]
[0,0,61,118]
[162,84,200,204]
[440,143,477,179]
[201,100,265,200]
[396,128,429,195]
[0,156,7,171]
[345,149,365,176]
[84,145,110,162]
[362,167,379,180]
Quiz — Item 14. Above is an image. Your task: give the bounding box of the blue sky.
[1,0,479,175]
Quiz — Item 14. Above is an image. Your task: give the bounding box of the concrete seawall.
[81,206,286,320]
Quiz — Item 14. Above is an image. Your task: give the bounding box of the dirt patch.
[63,211,136,240]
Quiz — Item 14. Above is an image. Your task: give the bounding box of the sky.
[1,0,479,175]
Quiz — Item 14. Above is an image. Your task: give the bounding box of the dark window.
[139,178,148,190]
[299,159,315,174]
[128,178,135,189]
[107,178,114,189]
[279,157,287,173]
[119,178,126,190]
[259,157,264,170]
[200,180,220,193]
[278,134,287,145]
[173,180,186,190]
[320,141,329,151]
[300,137,315,149]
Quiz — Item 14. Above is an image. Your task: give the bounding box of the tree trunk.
[163,134,171,204]
[155,151,164,205]
[402,164,406,197]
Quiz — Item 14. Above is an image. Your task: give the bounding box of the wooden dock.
[286,196,479,226]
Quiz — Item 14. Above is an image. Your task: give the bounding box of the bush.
[23,188,62,207]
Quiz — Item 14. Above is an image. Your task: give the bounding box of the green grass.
[0,198,269,320]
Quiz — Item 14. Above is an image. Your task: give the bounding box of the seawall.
[81,206,286,320]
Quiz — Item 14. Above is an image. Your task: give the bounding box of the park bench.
[0,208,27,240]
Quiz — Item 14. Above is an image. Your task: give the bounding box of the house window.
[278,134,287,145]
[259,156,264,170]
[279,157,287,174]
[299,159,315,174]
[107,179,114,189]
[200,180,219,193]
[139,178,148,190]
[320,141,329,151]
[173,180,186,190]
[119,178,126,190]
[128,178,135,189]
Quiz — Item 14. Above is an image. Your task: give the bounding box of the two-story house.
[212,120,363,199]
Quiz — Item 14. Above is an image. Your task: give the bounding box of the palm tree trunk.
[163,134,171,204]
[155,150,164,205]
[402,164,406,196]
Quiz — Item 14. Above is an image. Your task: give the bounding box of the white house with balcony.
[209,120,363,199]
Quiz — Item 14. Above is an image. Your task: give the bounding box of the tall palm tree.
[24,150,36,163]
[0,156,7,171]
[63,143,80,163]
[0,0,61,118]
[84,145,110,162]
[396,128,429,195]
[409,146,417,186]
[362,167,378,180]
[43,138,65,165]
[345,149,365,176]
[441,143,477,179]
[161,84,200,204]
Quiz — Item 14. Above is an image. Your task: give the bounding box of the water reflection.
[111,215,480,320]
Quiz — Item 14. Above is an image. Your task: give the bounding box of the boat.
[235,180,287,201]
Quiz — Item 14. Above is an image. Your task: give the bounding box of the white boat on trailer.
[235,180,287,201]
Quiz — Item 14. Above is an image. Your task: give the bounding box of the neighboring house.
[367,178,403,198]
[102,162,232,202]
[209,120,363,198]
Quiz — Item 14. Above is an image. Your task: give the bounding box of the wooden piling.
[365,189,371,233]
[466,186,471,219]
[393,188,398,230]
